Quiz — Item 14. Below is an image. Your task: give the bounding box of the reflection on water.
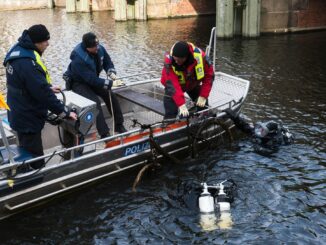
[0,8,326,244]
[0,9,214,87]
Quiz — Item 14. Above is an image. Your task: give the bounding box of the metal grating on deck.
[209,72,250,110]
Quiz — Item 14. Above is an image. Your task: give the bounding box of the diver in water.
[223,108,294,155]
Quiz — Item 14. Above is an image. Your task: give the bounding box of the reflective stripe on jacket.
[34,51,51,84]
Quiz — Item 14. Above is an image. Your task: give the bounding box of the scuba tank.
[199,183,215,213]
[199,183,218,231]
[198,180,235,231]
[215,180,233,229]
[215,180,231,212]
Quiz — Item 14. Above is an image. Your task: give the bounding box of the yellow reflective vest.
[34,51,51,84]
[172,43,205,85]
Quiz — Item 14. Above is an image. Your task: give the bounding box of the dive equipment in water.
[199,182,218,231]
[199,182,215,213]
[215,180,233,229]
[198,180,234,230]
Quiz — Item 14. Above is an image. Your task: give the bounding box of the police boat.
[0,28,250,220]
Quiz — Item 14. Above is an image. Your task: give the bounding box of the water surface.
[0,8,325,245]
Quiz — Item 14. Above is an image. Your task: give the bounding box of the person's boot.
[115,124,127,134]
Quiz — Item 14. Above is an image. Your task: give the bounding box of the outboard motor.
[56,91,98,157]
[57,91,98,136]
[199,180,235,231]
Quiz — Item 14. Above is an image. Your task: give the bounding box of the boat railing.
[205,27,217,72]
[0,101,234,175]
[100,70,161,84]
[0,117,179,174]
[0,126,139,174]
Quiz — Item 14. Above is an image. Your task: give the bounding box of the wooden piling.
[66,0,76,12]
[242,0,260,37]
[135,0,147,20]
[79,0,90,12]
[115,0,127,21]
[216,0,234,38]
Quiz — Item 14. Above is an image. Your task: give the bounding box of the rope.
[108,90,115,135]
[131,119,182,191]
[215,119,234,142]
[132,163,154,192]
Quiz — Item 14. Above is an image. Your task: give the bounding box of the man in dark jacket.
[3,24,77,169]
[64,32,126,139]
[161,41,214,119]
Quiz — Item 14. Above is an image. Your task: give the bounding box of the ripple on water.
[0,8,326,245]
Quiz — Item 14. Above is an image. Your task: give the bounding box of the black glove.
[62,107,72,119]
[63,71,72,90]
[223,108,237,120]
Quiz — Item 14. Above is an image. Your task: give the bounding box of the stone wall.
[0,0,48,11]
[1,0,325,34]
[261,0,326,33]
[0,0,114,11]
[54,0,66,7]
[92,0,113,11]
[58,0,113,10]
[147,0,215,19]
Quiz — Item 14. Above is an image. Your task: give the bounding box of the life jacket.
[170,42,205,85]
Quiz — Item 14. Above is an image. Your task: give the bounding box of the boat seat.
[114,88,165,116]
[0,145,34,165]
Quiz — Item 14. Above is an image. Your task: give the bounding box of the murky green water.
[0,8,325,244]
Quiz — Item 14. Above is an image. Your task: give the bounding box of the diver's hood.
[254,121,279,138]
[254,122,269,138]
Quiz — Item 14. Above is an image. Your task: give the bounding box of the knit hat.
[171,41,190,58]
[82,32,99,48]
[28,24,50,43]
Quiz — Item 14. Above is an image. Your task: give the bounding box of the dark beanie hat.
[82,32,99,48]
[28,24,50,43]
[172,41,190,58]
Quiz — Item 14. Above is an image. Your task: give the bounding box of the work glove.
[108,72,118,80]
[178,104,189,117]
[196,96,207,107]
[107,68,117,80]
[112,79,125,87]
